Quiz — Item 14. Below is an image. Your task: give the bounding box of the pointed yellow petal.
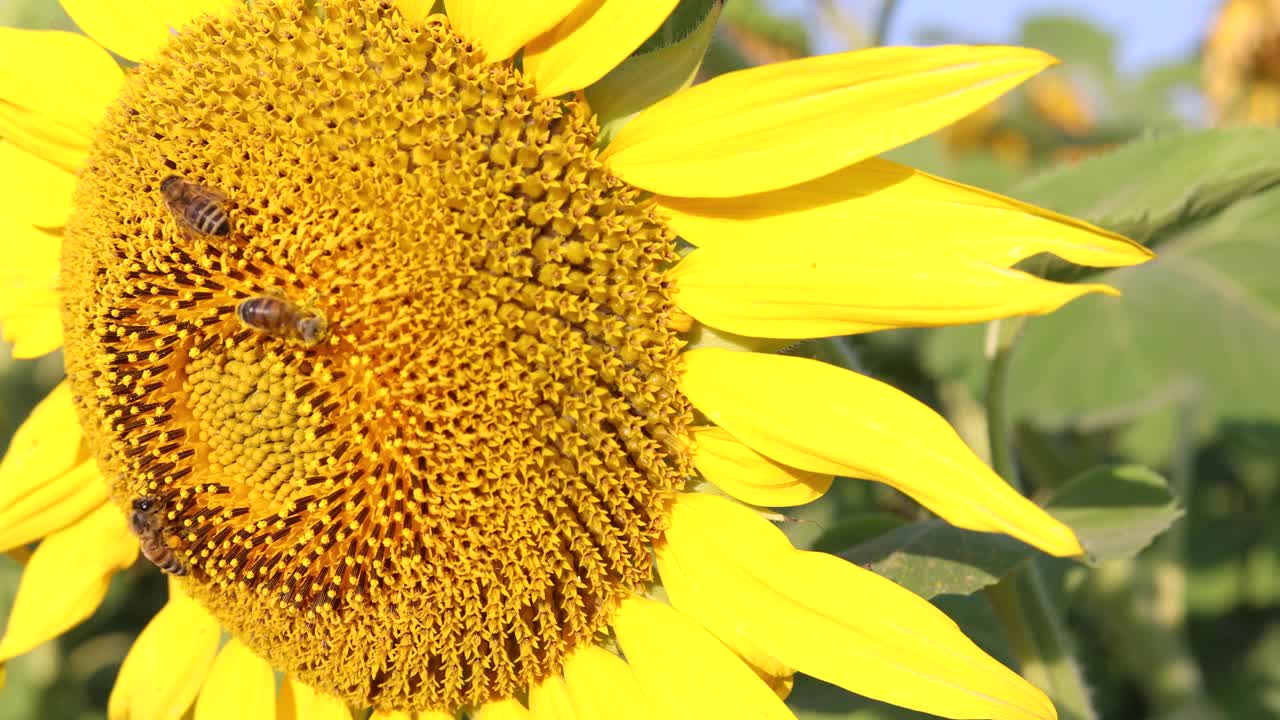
[563,645,652,720]
[530,673,578,720]
[0,219,62,358]
[691,427,832,507]
[474,699,533,720]
[603,46,1055,198]
[654,516,795,699]
[0,383,82,507]
[140,0,242,31]
[0,106,87,174]
[612,595,796,720]
[680,348,1083,557]
[0,142,76,229]
[664,492,1058,720]
[59,0,171,62]
[108,582,222,720]
[657,158,1152,268]
[0,27,122,149]
[277,675,352,720]
[672,238,1117,339]
[0,461,108,553]
[0,502,136,661]
[444,0,581,62]
[524,0,681,98]
[0,386,107,552]
[194,639,275,720]
[0,28,121,171]
[370,711,414,720]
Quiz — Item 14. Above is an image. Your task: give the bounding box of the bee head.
[132,497,154,512]
[298,315,329,346]
[159,175,179,192]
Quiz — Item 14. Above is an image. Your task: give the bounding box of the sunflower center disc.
[60,0,691,710]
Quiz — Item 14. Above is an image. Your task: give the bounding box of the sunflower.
[0,0,1151,718]
[1205,0,1280,125]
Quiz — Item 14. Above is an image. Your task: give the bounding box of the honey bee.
[160,175,231,237]
[129,497,186,576]
[237,294,329,347]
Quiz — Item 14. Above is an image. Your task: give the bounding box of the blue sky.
[889,0,1219,73]
[784,0,1222,74]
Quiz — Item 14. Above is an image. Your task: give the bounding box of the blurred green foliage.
[3,1,1279,720]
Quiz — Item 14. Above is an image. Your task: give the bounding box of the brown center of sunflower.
[60,0,691,711]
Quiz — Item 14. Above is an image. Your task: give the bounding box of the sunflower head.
[0,0,1159,718]
[61,0,689,709]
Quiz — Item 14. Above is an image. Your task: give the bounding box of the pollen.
[59,0,691,711]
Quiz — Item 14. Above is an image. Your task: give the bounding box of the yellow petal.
[690,427,832,507]
[109,581,222,720]
[445,0,581,62]
[418,712,455,720]
[524,0,681,98]
[656,157,1152,268]
[530,673,578,720]
[0,386,107,552]
[0,461,108,553]
[277,675,352,720]
[0,502,136,661]
[672,237,1117,339]
[654,520,795,700]
[59,0,171,63]
[194,639,276,720]
[0,141,76,229]
[664,493,1058,720]
[563,645,652,720]
[0,383,82,506]
[680,348,1083,557]
[391,0,432,23]
[370,711,413,720]
[0,219,62,358]
[603,46,1055,198]
[140,0,242,31]
[611,595,796,720]
[473,698,533,720]
[0,105,88,174]
[0,27,123,169]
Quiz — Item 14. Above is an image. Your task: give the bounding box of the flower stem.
[872,0,901,47]
[983,317,1024,490]
[983,318,1097,720]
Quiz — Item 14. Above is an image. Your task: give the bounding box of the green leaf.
[835,466,1177,598]
[926,132,1280,461]
[1046,465,1182,564]
[808,514,905,555]
[1015,128,1280,246]
[839,520,1031,600]
[587,0,723,145]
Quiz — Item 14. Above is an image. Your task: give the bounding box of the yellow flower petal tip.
[664,493,1061,720]
[603,45,1059,198]
[680,348,1086,558]
[671,234,1128,339]
[653,157,1152,270]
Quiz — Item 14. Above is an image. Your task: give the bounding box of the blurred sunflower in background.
[942,70,1100,168]
[1205,0,1280,125]
[0,0,1152,718]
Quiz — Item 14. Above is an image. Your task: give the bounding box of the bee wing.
[197,183,229,204]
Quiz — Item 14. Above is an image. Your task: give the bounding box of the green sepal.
[586,0,723,146]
